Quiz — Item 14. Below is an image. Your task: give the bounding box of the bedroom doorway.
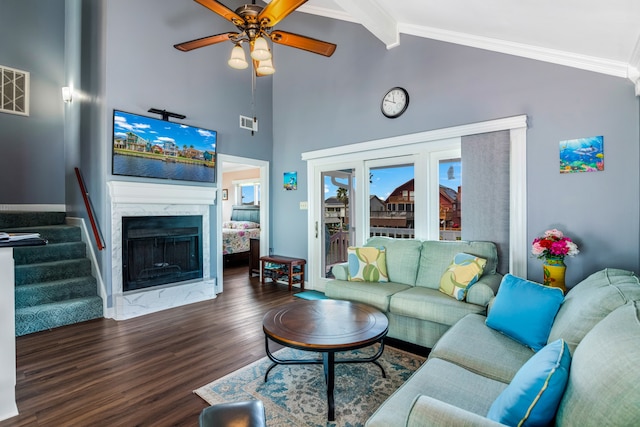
[216,154,269,293]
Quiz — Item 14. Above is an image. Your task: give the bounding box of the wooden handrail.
[74,167,105,251]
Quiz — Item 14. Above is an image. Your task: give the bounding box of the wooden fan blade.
[174,32,237,52]
[270,30,336,57]
[194,0,244,25]
[258,0,308,27]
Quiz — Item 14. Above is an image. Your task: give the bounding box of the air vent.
[1,65,30,116]
[239,115,258,132]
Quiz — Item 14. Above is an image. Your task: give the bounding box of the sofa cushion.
[439,253,487,300]
[486,274,564,351]
[556,301,640,425]
[548,268,640,354]
[347,246,388,282]
[487,339,571,426]
[390,287,486,327]
[415,241,498,290]
[366,357,507,427]
[324,280,411,312]
[365,237,422,286]
[430,313,534,384]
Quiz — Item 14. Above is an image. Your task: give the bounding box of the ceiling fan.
[174,0,337,75]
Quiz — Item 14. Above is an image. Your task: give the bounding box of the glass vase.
[543,257,566,293]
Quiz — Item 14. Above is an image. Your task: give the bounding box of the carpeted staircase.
[0,211,103,336]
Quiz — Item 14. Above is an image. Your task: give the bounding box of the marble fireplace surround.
[108,181,217,320]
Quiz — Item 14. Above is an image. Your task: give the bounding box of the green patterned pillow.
[439,253,487,300]
[347,246,388,282]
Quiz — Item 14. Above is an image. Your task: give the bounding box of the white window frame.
[303,115,528,291]
[232,178,260,206]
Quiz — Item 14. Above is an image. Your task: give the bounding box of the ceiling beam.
[333,0,399,49]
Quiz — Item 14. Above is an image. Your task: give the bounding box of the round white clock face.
[381,87,409,118]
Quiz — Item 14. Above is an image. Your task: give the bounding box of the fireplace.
[122,216,203,292]
[108,181,217,320]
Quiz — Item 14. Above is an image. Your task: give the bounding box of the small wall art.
[222,188,228,200]
[284,171,297,190]
[559,135,604,174]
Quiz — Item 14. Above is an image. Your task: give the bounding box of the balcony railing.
[325,227,461,277]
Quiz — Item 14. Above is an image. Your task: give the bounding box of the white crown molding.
[400,23,630,79]
[628,34,640,95]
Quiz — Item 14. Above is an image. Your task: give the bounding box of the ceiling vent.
[239,115,258,132]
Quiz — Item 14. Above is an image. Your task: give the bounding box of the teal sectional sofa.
[325,237,502,348]
[366,268,640,426]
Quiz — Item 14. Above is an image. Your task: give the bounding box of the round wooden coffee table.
[262,299,389,421]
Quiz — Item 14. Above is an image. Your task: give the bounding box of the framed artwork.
[284,171,297,190]
[560,136,604,173]
[222,188,228,200]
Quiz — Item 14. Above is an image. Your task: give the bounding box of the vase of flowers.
[531,229,579,293]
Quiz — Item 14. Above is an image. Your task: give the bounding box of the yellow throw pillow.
[439,253,487,300]
[347,246,388,282]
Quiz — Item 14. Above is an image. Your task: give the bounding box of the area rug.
[194,345,425,426]
[293,290,329,300]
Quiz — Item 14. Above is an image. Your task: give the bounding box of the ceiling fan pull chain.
[251,69,256,136]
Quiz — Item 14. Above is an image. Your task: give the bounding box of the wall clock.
[381,87,409,118]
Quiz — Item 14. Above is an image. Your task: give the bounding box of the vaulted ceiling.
[293,0,640,94]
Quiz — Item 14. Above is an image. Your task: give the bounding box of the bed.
[222,205,260,265]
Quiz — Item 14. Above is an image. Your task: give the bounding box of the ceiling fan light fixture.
[228,44,249,69]
[256,58,275,75]
[251,36,272,61]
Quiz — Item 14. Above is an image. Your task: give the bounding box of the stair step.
[15,276,98,308]
[13,241,86,265]
[15,258,92,286]
[15,296,103,336]
[3,224,81,244]
[0,211,66,228]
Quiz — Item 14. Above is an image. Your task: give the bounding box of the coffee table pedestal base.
[263,337,386,421]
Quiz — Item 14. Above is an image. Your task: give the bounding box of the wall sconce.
[61,86,73,103]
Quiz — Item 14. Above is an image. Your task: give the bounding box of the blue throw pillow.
[486,274,564,351]
[487,339,571,426]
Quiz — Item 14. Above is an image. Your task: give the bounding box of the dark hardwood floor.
[1,265,299,427]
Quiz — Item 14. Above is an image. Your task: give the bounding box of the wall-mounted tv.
[112,109,217,183]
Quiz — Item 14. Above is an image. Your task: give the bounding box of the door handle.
[315,221,318,238]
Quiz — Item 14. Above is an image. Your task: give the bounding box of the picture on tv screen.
[112,109,217,183]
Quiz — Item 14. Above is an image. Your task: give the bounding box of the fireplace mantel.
[108,181,217,320]
[108,181,217,205]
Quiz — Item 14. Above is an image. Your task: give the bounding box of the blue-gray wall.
[1,2,639,291]
[271,14,640,286]
[0,0,66,204]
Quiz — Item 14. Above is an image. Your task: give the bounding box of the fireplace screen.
[122,215,203,292]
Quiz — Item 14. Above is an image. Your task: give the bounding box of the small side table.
[260,255,306,291]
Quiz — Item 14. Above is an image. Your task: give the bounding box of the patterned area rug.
[194,345,425,426]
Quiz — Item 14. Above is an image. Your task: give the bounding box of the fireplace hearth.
[122,215,203,292]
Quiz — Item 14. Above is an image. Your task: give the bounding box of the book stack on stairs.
[0,211,103,336]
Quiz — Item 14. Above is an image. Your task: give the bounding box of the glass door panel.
[438,158,461,240]
[368,164,415,239]
[321,169,356,278]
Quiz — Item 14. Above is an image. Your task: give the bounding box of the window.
[304,115,528,288]
[233,180,260,206]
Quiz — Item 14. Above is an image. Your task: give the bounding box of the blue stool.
[199,400,266,427]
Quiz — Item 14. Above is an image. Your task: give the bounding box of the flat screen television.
[112,109,217,183]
